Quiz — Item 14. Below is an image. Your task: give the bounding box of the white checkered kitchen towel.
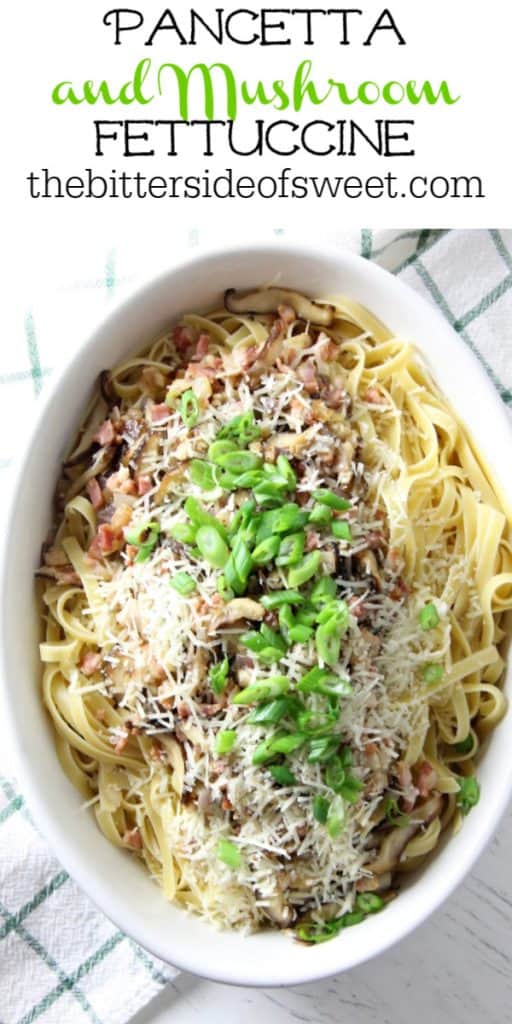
[0,229,511,1023]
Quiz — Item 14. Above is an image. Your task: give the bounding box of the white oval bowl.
[1,242,511,987]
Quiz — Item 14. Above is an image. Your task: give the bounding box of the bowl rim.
[1,238,511,987]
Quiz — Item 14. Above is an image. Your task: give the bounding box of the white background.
[4,0,512,273]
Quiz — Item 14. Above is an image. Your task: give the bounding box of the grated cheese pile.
[85,367,447,931]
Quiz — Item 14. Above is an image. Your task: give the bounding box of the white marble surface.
[131,808,512,1024]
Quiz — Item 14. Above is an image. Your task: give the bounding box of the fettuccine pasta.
[38,287,512,942]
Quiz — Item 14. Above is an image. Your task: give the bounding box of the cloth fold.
[0,229,510,1024]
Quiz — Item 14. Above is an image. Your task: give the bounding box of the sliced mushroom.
[253,316,287,369]
[273,426,319,456]
[294,901,341,933]
[63,442,98,469]
[356,871,392,893]
[262,895,296,928]
[320,545,337,575]
[42,545,69,567]
[369,792,443,875]
[35,565,81,586]
[214,598,264,627]
[153,468,190,505]
[136,434,161,477]
[224,288,335,327]
[99,370,115,405]
[190,647,209,689]
[356,549,383,590]
[63,442,115,477]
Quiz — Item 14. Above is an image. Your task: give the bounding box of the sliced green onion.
[313,489,351,511]
[240,498,257,525]
[218,410,261,444]
[456,775,480,815]
[252,735,279,765]
[232,534,253,582]
[216,450,263,475]
[419,602,440,630]
[383,796,410,828]
[239,630,270,654]
[214,469,239,491]
[296,913,361,944]
[316,599,349,628]
[247,696,301,725]
[339,746,353,768]
[261,590,304,610]
[355,893,384,914]
[332,520,353,542]
[261,622,287,649]
[169,522,197,545]
[252,535,281,565]
[324,755,346,792]
[268,764,297,786]
[251,728,304,765]
[313,794,330,824]
[315,622,342,667]
[276,531,306,567]
[298,666,352,698]
[228,499,256,540]
[310,576,337,606]
[287,551,322,589]
[196,525,230,569]
[341,911,366,927]
[255,509,281,542]
[136,544,157,564]
[253,480,289,506]
[338,775,364,804]
[234,470,265,490]
[215,730,236,755]
[295,920,340,944]
[125,521,160,563]
[308,736,340,764]
[223,555,241,596]
[232,676,290,705]
[295,605,318,627]
[216,574,234,602]
[224,534,253,596]
[296,895,380,943]
[308,503,333,527]
[180,389,199,428]
[276,455,297,490]
[258,622,287,650]
[270,732,306,755]
[126,521,159,546]
[454,734,474,755]
[189,460,217,491]
[228,509,243,538]
[216,838,242,869]
[184,497,228,542]
[289,624,313,643]
[298,705,340,737]
[257,646,286,664]
[208,439,240,463]
[169,572,197,596]
[278,604,295,644]
[273,504,309,534]
[422,663,443,685]
[326,795,346,838]
[240,516,260,546]
[209,656,229,695]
